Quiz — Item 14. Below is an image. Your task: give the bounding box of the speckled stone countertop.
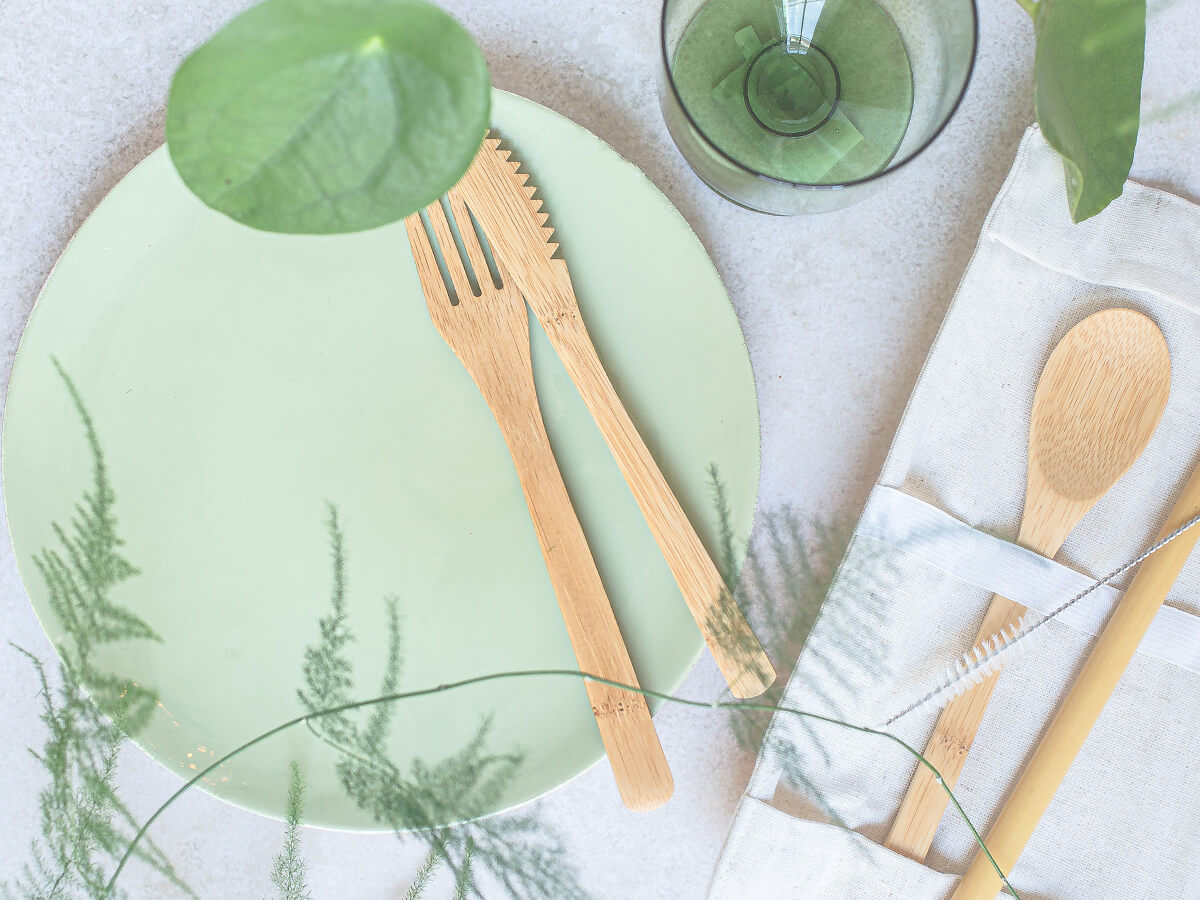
[2,1,1197,897]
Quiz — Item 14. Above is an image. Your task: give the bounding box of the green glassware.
[660,0,978,214]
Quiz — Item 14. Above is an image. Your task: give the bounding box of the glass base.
[744,38,841,137]
[670,0,915,186]
[661,83,857,216]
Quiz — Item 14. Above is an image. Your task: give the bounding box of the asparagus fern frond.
[268,762,312,900]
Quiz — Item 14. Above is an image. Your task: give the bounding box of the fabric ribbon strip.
[855,486,1200,723]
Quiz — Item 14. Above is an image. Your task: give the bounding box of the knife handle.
[542,296,775,699]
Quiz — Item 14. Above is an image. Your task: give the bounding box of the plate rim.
[1,86,763,830]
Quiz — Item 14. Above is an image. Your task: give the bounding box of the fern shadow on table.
[708,466,853,756]
[708,467,915,844]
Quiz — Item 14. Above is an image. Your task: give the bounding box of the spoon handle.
[884,593,1027,860]
[952,464,1200,899]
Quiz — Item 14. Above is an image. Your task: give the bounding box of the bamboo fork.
[404,194,673,812]
[455,134,775,699]
[953,463,1200,899]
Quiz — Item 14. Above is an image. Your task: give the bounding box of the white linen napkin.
[709,126,1200,899]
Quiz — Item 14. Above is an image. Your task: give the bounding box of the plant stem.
[102,669,1019,899]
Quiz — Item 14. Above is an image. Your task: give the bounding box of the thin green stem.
[1013,0,1038,19]
[103,669,1018,898]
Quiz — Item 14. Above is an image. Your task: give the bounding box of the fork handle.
[494,389,674,811]
[543,312,775,699]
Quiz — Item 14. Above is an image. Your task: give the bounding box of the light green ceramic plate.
[3,90,760,829]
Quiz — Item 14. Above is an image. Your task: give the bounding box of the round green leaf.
[166,0,490,234]
[1033,0,1145,223]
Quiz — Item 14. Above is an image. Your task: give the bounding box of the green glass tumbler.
[659,0,978,214]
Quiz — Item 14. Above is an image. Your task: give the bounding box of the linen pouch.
[709,127,1200,899]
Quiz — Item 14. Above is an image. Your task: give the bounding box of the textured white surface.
[1,1,1197,898]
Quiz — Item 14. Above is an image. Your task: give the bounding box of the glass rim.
[658,0,981,192]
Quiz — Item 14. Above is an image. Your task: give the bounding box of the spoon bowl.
[1025,309,1172,538]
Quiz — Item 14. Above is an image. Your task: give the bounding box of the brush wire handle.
[952,464,1200,899]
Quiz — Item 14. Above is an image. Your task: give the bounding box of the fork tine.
[445,188,493,287]
[404,212,452,308]
[424,200,474,300]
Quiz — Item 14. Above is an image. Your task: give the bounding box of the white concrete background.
[1,1,1197,897]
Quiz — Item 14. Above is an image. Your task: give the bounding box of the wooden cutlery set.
[884,308,1200,897]
[406,137,1199,889]
[405,135,775,811]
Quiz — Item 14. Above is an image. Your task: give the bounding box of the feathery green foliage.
[707,467,864,830]
[9,368,1021,899]
[297,505,356,750]
[453,840,474,900]
[735,511,851,752]
[268,762,312,900]
[707,468,930,844]
[3,361,191,900]
[707,463,740,589]
[298,509,591,900]
[32,359,159,730]
[707,467,851,753]
[404,849,440,900]
[699,466,778,694]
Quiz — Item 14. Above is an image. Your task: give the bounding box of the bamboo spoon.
[455,135,775,699]
[953,462,1200,899]
[405,196,673,811]
[885,308,1170,860]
